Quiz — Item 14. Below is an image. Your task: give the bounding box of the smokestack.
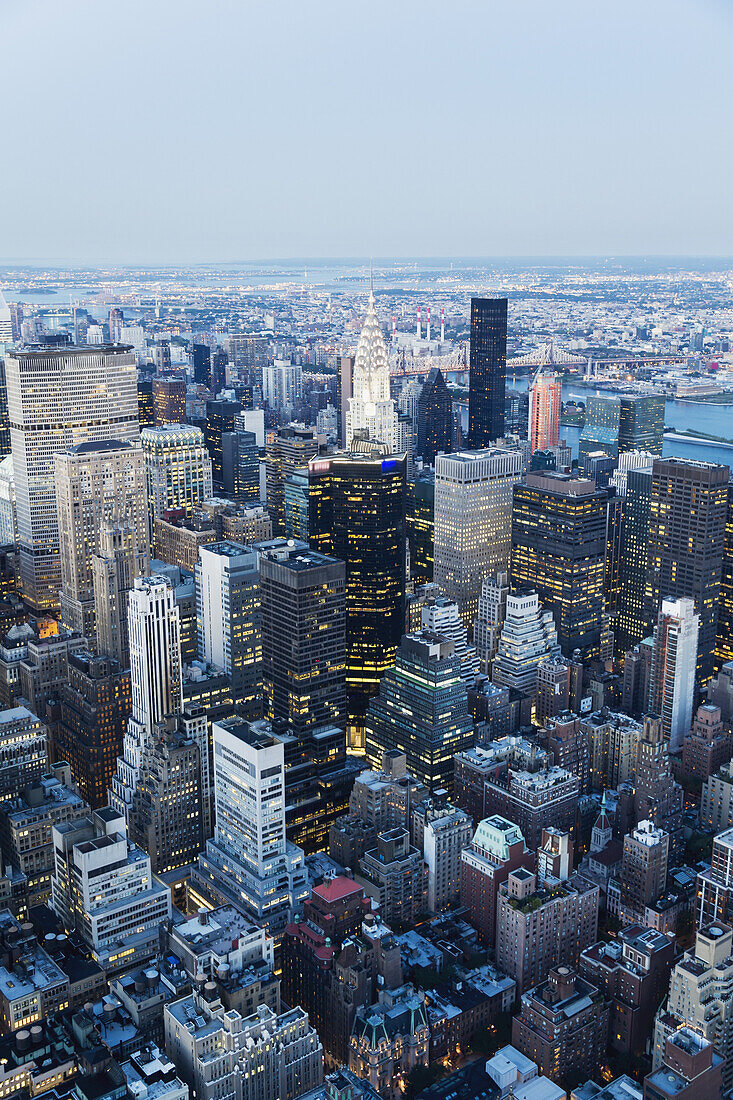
[441,308,445,342]
[426,307,431,342]
[416,307,421,340]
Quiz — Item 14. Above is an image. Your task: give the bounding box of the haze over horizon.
[2,0,732,265]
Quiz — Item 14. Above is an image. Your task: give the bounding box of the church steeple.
[590,791,613,853]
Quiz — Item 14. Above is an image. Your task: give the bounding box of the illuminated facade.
[406,468,434,585]
[308,451,407,749]
[528,371,561,454]
[142,424,213,544]
[715,478,733,671]
[6,344,139,611]
[345,291,398,454]
[645,458,729,685]
[434,448,523,626]
[265,425,321,536]
[364,631,473,793]
[616,461,655,653]
[510,472,608,660]
[152,376,186,425]
[195,542,262,719]
[580,393,665,462]
[648,596,699,753]
[468,297,507,447]
[55,440,149,644]
[204,398,240,486]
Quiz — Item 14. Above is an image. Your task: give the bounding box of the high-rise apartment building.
[346,293,398,455]
[416,368,452,465]
[55,440,148,643]
[648,597,699,752]
[194,717,309,941]
[364,632,474,793]
[468,297,507,446]
[55,650,131,808]
[6,344,139,610]
[528,371,561,454]
[619,820,669,921]
[511,472,608,659]
[309,451,406,747]
[653,923,733,1096]
[473,571,509,674]
[697,828,733,928]
[142,424,213,544]
[195,542,261,718]
[460,815,534,943]
[645,458,729,684]
[51,806,171,973]
[434,448,523,625]
[110,575,183,817]
[0,706,49,800]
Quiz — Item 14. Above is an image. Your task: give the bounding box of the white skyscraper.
[434,448,523,626]
[0,288,12,344]
[55,440,149,643]
[194,717,309,941]
[262,359,303,413]
[5,344,139,611]
[421,597,479,684]
[491,589,561,696]
[473,572,510,674]
[92,515,147,667]
[649,596,700,753]
[110,575,183,817]
[346,292,398,454]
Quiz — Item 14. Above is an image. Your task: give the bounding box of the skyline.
[3,0,733,263]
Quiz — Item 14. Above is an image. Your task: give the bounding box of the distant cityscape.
[0,253,729,1100]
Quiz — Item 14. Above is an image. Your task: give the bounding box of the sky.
[1,0,732,264]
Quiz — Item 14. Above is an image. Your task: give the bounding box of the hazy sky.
[2,0,732,263]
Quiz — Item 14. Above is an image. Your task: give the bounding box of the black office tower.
[715,478,733,672]
[417,368,452,465]
[616,464,655,654]
[205,398,241,487]
[468,297,507,447]
[645,458,729,685]
[308,451,407,750]
[192,343,211,388]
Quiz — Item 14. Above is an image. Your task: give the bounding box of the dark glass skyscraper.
[192,342,212,387]
[715,478,733,672]
[511,471,608,659]
[645,457,729,685]
[364,631,473,793]
[205,398,241,487]
[308,451,407,749]
[407,468,435,585]
[468,297,507,447]
[417,368,452,465]
[617,464,655,653]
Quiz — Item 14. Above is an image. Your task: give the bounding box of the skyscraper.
[511,472,608,659]
[528,371,561,454]
[715,477,733,671]
[468,297,507,447]
[195,542,262,718]
[194,716,309,941]
[308,451,406,749]
[345,292,398,454]
[192,343,211,388]
[110,575,183,817]
[55,650,131,808]
[152,375,186,425]
[55,440,149,643]
[491,589,561,697]
[259,540,346,736]
[416,368,452,465]
[579,393,665,461]
[92,514,146,667]
[645,457,729,684]
[204,398,241,487]
[336,354,353,447]
[266,426,321,536]
[142,424,213,543]
[6,344,139,611]
[434,448,523,626]
[648,596,700,753]
[616,461,655,653]
[364,631,474,793]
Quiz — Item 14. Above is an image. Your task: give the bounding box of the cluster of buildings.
[0,283,728,1100]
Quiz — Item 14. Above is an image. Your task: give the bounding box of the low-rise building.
[348,986,429,1100]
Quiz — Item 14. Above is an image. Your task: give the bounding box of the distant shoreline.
[664,430,733,449]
